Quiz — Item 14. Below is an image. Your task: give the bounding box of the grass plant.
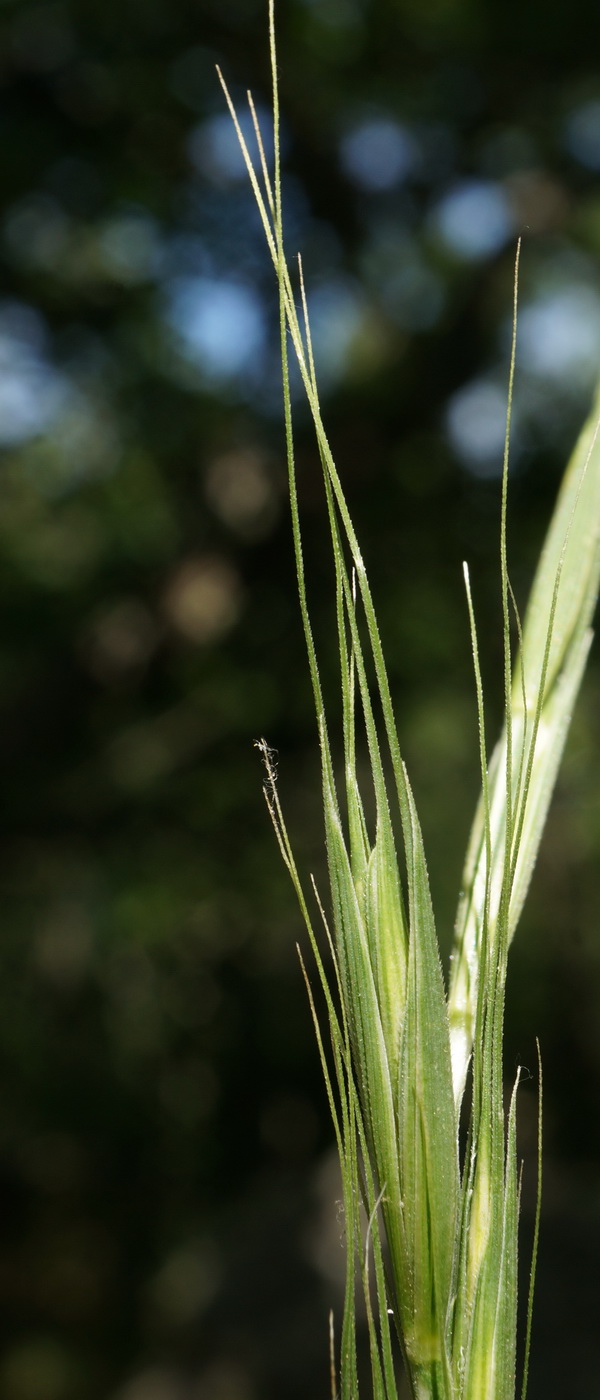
[220,9,600,1397]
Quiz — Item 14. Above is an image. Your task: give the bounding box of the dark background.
[0,1,600,1397]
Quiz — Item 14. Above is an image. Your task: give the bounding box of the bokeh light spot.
[165,276,266,381]
[519,284,600,385]
[98,210,162,284]
[205,447,280,539]
[432,179,514,260]
[0,301,68,446]
[340,117,417,191]
[83,598,159,683]
[564,99,600,171]
[162,556,242,645]
[445,378,512,476]
[188,108,274,186]
[307,277,367,383]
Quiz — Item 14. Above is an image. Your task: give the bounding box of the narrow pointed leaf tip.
[450,389,600,1108]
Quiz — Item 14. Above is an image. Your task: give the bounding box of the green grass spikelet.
[224,8,600,1398]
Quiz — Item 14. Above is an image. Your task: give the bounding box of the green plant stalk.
[221,8,600,1397]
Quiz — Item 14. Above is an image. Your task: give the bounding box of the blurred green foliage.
[0,0,600,1397]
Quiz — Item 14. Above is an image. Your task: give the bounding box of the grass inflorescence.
[221,8,600,1397]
